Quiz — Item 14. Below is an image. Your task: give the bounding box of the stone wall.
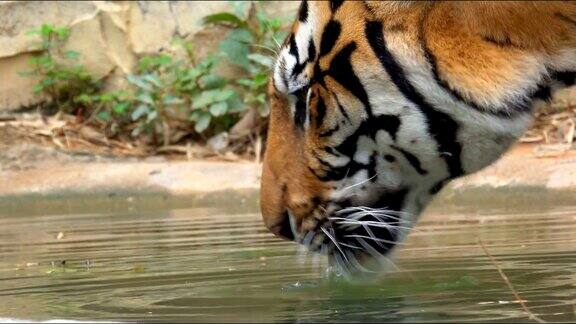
[0,1,298,111]
[1,1,574,113]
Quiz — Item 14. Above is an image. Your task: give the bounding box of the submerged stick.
[478,239,546,323]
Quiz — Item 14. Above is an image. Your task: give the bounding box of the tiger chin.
[260,1,576,277]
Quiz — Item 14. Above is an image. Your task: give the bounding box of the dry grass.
[521,93,576,157]
[1,94,575,162]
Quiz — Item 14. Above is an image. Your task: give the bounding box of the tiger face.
[261,1,576,275]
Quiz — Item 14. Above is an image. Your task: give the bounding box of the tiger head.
[260,1,571,274]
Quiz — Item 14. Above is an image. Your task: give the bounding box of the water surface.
[0,189,575,322]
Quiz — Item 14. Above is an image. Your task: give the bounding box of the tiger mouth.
[287,206,411,275]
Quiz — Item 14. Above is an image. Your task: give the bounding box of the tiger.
[260,1,576,276]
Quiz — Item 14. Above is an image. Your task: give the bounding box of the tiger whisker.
[353,236,404,273]
[321,227,350,264]
[335,220,414,232]
[248,44,278,55]
[344,234,404,246]
[340,173,379,192]
[339,241,363,250]
[302,231,316,247]
[346,250,379,274]
[338,206,412,218]
[330,213,411,224]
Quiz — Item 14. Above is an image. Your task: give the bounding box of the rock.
[128,1,177,55]
[60,14,115,80]
[0,1,299,111]
[0,53,47,110]
[207,131,229,153]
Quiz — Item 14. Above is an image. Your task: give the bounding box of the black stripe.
[533,85,551,102]
[318,114,400,181]
[319,124,340,138]
[327,42,373,117]
[556,71,576,86]
[294,90,307,128]
[482,34,518,48]
[288,34,299,61]
[556,13,576,29]
[334,95,351,122]
[315,95,327,128]
[314,152,336,170]
[308,166,326,180]
[292,61,306,78]
[375,114,400,141]
[366,20,464,178]
[422,38,529,118]
[298,0,308,22]
[330,0,344,13]
[429,180,448,195]
[307,39,317,63]
[367,152,378,181]
[319,20,341,57]
[391,145,428,175]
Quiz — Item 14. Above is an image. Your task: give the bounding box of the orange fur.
[261,1,576,238]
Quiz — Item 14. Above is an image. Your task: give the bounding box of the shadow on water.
[0,187,575,322]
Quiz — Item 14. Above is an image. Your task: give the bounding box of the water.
[0,188,575,322]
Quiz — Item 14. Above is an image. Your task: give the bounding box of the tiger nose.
[268,211,296,241]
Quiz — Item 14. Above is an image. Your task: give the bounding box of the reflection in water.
[0,188,575,322]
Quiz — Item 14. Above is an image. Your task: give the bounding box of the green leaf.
[142,74,163,88]
[131,126,143,137]
[194,112,212,133]
[40,24,53,37]
[98,93,115,103]
[41,78,55,87]
[209,101,228,116]
[199,74,226,89]
[214,89,235,101]
[252,73,268,88]
[74,94,92,104]
[96,111,111,122]
[202,12,245,27]
[162,94,184,105]
[63,50,80,60]
[138,54,172,72]
[181,67,203,83]
[197,55,220,71]
[248,53,274,68]
[228,29,254,43]
[112,102,130,114]
[33,84,44,93]
[192,89,234,109]
[136,93,154,105]
[219,37,250,70]
[146,110,158,123]
[126,75,152,91]
[54,27,70,39]
[255,93,266,104]
[226,93,245,113]
[268,18,282,31]
[236,78,253,87]
[131,104,149,121]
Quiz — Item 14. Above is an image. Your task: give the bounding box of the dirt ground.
[1,113,576,197]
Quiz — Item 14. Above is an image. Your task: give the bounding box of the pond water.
[0,188,575,323]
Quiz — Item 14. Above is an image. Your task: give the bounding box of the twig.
[479,239,546,323]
